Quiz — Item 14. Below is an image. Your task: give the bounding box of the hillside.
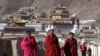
[0,0,100,19]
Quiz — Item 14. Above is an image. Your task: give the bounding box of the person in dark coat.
[87,47,92,56]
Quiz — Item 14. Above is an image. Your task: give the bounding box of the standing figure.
[45,29,61,56]
[64,32,78,56]
[21,31,37,56]
[80,42,87,56]
[37,41,45,56]
[87,47,92,56]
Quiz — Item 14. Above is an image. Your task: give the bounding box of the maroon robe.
[45,34,61,56]
[61,49,65,56]
[80,44,87,56]
[64,37,78,56]
[80,44,87,52]
[21,36,37,56]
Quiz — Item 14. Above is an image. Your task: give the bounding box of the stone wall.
[17,38,23,56]
[0,38,23,56]
[0,39,13,56]
[10,38,23,56]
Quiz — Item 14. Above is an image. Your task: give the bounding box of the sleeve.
[54,35,60,45]
[21,38,26,51]
[64,39,69,52]
[64,38,69,48]
[80,45,82,51]
[33,37,37,49]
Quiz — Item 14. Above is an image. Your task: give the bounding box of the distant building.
[18,7,35,14]
[11,14,29,26]
[0,23,7,31]
[50,19,73,34]
[3,12,37,34]
[37,18,74,34]
[51,6,70,20]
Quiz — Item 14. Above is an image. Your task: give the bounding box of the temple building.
[51,5,70,20]
[3,7,36,34]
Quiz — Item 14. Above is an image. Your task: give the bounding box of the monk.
[45,29,61,56]
[64,32,78,56]
[80,42,87,56]
[21,31,37,56]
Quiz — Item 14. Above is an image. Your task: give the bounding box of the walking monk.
[64,32,78,56]
[80,42,87,56]
[21,31,37,56]
[45,29,61,56]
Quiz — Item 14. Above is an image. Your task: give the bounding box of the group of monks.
[21,29,78,56]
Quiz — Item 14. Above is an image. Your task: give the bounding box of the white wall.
[25,23,43,31]
[89,44,100,56]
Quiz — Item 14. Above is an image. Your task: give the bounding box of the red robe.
[61,49,65,56]
[45,34,61,56]
[64,37,78,56]
[80,44,87,52]
[21,36,37,56]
